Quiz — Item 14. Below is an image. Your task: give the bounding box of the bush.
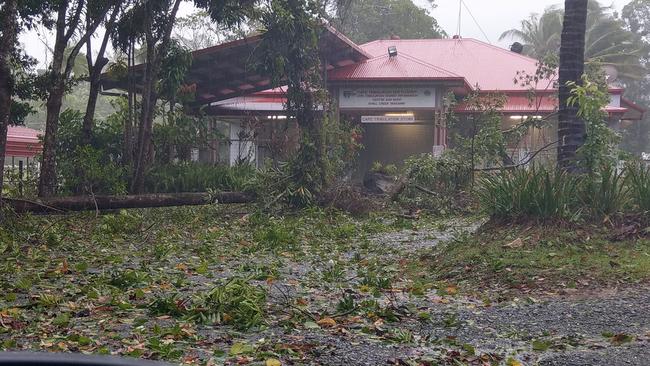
[580,165,627,217]
[627,163,650,213]
[145,163,255,193]
[478,167,579,221]
[56,109,126,195]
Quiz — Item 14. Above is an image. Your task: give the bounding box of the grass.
[423,222,650,292]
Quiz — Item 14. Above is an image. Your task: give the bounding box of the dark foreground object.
[0,352,173,366]
[3,192,254,213]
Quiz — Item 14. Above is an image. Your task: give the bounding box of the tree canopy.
[333,0,445,44]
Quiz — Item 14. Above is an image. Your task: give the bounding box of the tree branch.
[474,139,560,171]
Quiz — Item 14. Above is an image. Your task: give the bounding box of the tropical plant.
[627,162,650,213]
[477,168,580,221]
[145,163,255,193]
[579,165,628,217]
[500,1,646,80]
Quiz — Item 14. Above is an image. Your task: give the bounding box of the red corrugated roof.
[5,126,42,158]
[349,38,554,92]
[328,52,464,81]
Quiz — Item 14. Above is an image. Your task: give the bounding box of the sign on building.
[339,86,437,109]
[361,115,416,123]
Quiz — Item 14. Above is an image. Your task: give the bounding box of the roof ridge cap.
[463,38,541,64]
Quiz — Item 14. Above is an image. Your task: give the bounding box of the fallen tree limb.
[3,192,254,214]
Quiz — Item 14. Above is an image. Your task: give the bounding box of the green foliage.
[370,162,398,176]
[568,74,621,172]
[477,168,580,221]
[580,165,628,217]
[190,277,266,330]
[399,153,472,213]
[627,162,650,213]
[256,0,356,207]
[56,108,126,195]
[253,218,299,252]
[479,163,650,221]
[333,0,446,44]
[157,40,193,104]
[448,92,510,169]
[145,163,255,193]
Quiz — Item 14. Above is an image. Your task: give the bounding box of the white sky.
[20,0,631,68]
[420,0,629,46]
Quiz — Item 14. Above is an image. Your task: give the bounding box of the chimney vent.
[388,46,398,57]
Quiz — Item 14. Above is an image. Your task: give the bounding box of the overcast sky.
[20,0,631,67]
[419,0,629,47]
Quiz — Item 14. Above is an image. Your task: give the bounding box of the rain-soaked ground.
[1,207,649,365]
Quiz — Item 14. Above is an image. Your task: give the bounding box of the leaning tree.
[557,0,589,171]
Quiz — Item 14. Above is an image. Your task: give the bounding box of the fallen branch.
[3,192,254,214]
[474,139,559,172]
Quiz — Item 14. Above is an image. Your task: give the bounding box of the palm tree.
[558,0,588,171]
[499,6,563,60]
[501,0,646,80]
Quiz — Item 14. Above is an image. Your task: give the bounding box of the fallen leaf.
[503,238,523,249]
[317,317,337,328]
[266,358,281,366]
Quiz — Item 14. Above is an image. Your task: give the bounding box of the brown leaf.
[317,317,337,328]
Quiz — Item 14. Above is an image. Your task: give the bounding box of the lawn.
[424,221,650,296]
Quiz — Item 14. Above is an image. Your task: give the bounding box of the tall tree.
[0,0,19,211]
[558,0,589,171]
[0,1,52,209]
[38,0,114,197]
[333,0,445,44]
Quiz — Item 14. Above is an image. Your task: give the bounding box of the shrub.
[580,165,628,217]
[190,277,266,330]
[627,163,650,213]
[478,167,579,221]
[145,163,255,193]
[399,153,472,213]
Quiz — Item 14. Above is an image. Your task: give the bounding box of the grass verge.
[422,221,650,294]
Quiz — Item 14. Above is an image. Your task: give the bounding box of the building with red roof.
[4,126,42,168]
[102,27,644,174]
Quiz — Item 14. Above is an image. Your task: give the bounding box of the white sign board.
[361,115,415,123]
[339,86,437,109]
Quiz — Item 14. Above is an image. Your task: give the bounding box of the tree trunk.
[39,84,66,197]
[38,4,68,198]
[4,192,254,213]
[82,5,118,145]
[557,0,588,172]
[130,0,182,194]
[0,0,18,213]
